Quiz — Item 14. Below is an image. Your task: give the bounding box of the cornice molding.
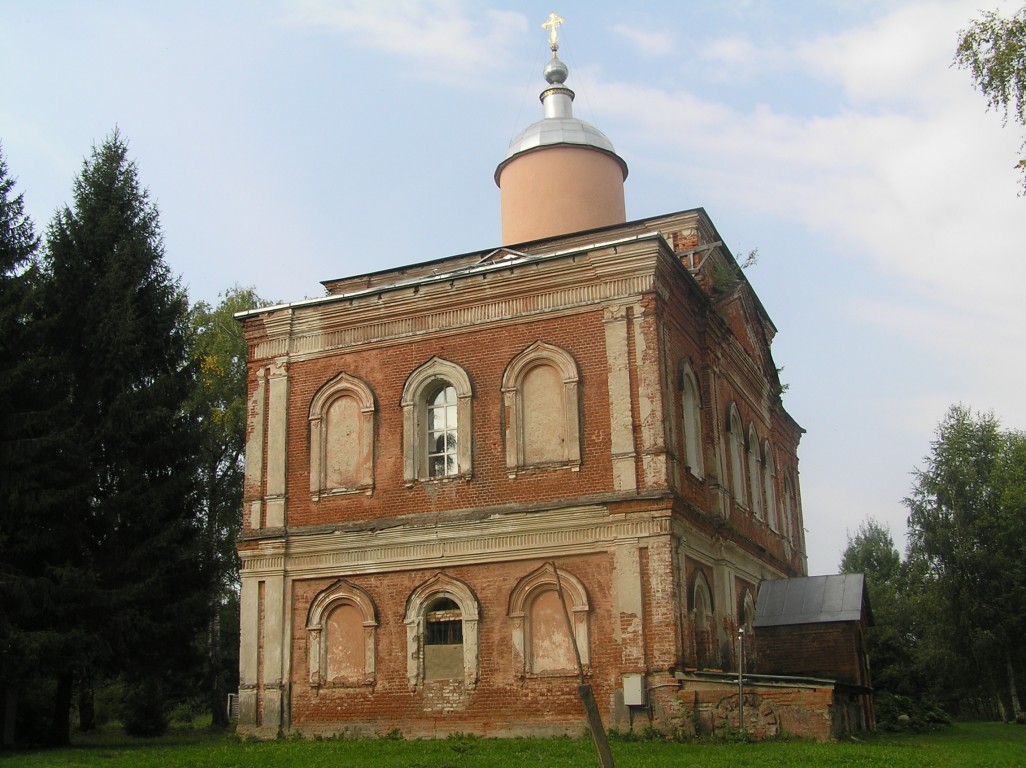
[239,505,672,580]
[249,247,661,362]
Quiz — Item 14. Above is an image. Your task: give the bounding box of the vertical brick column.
[604,305,636,491]
[244,367,266,529]
[632,302,668,488]
[613,541,646,668]
[265,360,288,528]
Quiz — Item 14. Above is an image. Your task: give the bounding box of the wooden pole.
[737,627,745,734]
[549,561,615,768]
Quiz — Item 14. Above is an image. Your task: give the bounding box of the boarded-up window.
[309,372,375,496]
[522,364,565,465]
[306,578,377,688]
[763,442,778,531]
[681,368,704,477]
[404,574,480,691]
[501,342,580,474]
[325,394,361,489]
[694,574,714,669]
[728,406,746,504]
[509,564,590,676]
[528,589,576,673]
[424,598,463,680]
[325,603,364,683]
[748,424,762,520]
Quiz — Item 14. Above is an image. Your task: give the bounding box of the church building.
[235,16,808,738]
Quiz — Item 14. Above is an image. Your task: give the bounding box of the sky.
[3,0,1025,577]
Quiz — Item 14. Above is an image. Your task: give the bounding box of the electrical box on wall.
[622,674,645,706]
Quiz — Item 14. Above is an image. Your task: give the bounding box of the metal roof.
[495,53,628,183]
[753,574,869,628]
[504,116,618,160]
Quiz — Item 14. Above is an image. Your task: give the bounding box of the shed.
[754,574,874,731]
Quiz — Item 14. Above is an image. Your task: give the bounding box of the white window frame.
[748,423,763,520]
[727,404,746,505]
[763,441,778,531]
[507,564,590,676]
[305,579,378,687]
[308,371,376,497]
[680,363,704,478]
[501,341,581,474]
[404,573,479,691]
[401,357,473,482]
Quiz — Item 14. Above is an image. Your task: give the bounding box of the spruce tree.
[36,131,207,741]
[0,145,44,745]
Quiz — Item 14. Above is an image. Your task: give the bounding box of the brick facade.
[674,672,867,741]
[234,208,810,739]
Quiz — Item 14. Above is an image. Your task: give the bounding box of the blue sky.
[3,0,1024,576]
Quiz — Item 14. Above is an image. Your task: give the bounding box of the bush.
[874,692,951,732]
[93,680,124,727]
[8,675,56,746]
[121,676,168,737]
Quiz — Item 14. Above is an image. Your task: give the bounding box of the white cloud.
[612,23,673,57]
[700,36,756,72]
[588,3,1026,335]
[281,0,526,78]
[573,1,1026,573]
[798,1,1024,107]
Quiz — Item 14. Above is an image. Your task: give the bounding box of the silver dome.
[496,50,628,180]
[505,115,618,159]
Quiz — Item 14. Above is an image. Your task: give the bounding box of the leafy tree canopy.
[840,517,901,584]
[188,285,271,727]
[904,405,1026,718]
[955,6,1026,190]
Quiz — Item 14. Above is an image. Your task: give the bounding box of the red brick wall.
[675,678,857,741]
[655,264,805,577]
[257,308,622,533]
[755,623,863,684]
[287,554,628,737]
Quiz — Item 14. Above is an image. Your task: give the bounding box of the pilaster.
[265,359,289,528]
[604,304,637,491]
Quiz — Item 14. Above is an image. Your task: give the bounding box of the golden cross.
[542,11,565,52]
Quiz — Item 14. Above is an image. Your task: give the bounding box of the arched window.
[306,579,377,687]
[789,474,805,552]
[423,596,464,680]
[401,358,473,481]
[727,404,746,505]
[308,372,376,497]
[740,589,756,635]
[501,342,581,473]
[692,571,714,668]
[783,475,795,544]
[747,424,763,520]
[404,573,480,690]
[427,384,458,477]
[680,363,704,478]
[508,564,590,676]
[740,588,757,672]
[763,441,778,531]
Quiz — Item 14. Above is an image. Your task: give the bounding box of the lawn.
[2,722,1024,768]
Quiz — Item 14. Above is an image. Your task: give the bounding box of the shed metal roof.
[753,574,870,628]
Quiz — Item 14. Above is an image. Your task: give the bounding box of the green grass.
[2,722,1024,768]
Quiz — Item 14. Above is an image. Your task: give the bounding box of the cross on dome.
[542,11,564,53]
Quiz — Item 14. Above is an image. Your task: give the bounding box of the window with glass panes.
[427,385,458,477]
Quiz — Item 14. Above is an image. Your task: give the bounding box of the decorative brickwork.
[235,209,809,739]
